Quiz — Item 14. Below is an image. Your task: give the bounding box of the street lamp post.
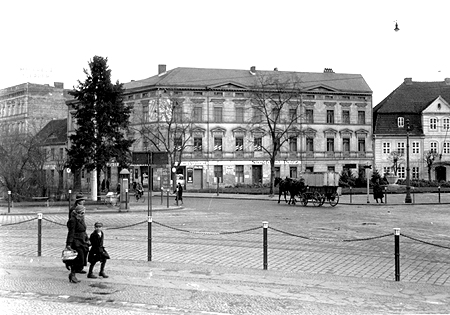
[405,119,412,203]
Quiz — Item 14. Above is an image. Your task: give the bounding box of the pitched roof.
[123,67,372,93]
[374,79,450,114]
[37,118,67,145]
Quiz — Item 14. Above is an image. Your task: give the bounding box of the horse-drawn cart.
[298,172,341,207]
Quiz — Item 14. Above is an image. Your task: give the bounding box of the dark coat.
[88,231,109,263]
[65,214,89,269]
[373,182,384,200]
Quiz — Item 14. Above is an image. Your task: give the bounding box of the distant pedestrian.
[175,183,183,205]
[87,222,110,279]
[372,178,384,203]
[65,205,89,283]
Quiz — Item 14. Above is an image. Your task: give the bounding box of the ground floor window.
[383,167,391,175]
[398,166,405,179]
[274,166,280,178]
[235,165,244,183]
[214,165,223,183]
[412,166,419,179]
[290,166,298,178]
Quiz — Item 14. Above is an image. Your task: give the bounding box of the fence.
[1,213,450,285]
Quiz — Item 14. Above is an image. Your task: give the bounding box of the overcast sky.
[1,0,449,105]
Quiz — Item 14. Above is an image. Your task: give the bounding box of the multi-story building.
[124,65,373,190]
[0,82,69,135]
[373,78,450,181]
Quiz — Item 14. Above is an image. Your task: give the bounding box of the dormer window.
[398,117,404,128]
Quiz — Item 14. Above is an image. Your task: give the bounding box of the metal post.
[412,187,415,204]
[438,186,441,203]
[216,177,219,196]
[148,216,152,261]
[394,228,400,281]
[405,119,412,203]
[384,186,387,204]
[161,188,163,205]
[68,190,72,213]
[349,187,352,204]
[366,168,370,204]
[38,213,43,257]
[8,191,11,214]
[167,189,169,208]
[125,189,129,210]
[263,221,268,270]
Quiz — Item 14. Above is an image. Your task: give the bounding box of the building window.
[290,166,298,178]
[143,105,149,122]
[254,137,262,151]
[342,110,350,124]
[274,166,280,178]
[444,142,450,154]
[328,166,335,172]
[412,167,419,179]
[214,137,222,151]
[194,107,202,122]
[174,137,182,151]
[214,92,223,96]
[326,138,334,152]
[194,137,202,152]
[305,109,314,123]
[236,107,244,122]
[357,111,365,124]
[327,110,334,124]
[194,91,203,96]
[274,138,281,152]
[343,138,350,152]
[214,165,223,182]
[358,139,365,152]
[272,108,280,121]
[289,108,297,122]
[430,141,438,153]
[253,108,263,123]
[236,165,244,183]
[235,137,244,151]
[51,148,55,160]
[289,137,297,152]
[59,148,64,159]
[412,142,420,154]
[398,166,405,179]
[383,142,391,154]
[306,137,314,152]
[397,142,405,154]
[173,105,183,122]
[443,118,450,130]
[383,166,391,175]
[235,92,245,97]
[430,118,437,130]
[398,117,404,128]
[213,107,223,122]
[305,166,314,172]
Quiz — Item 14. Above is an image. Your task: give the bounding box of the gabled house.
[373,78,450,181]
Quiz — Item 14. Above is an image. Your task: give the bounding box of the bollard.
[412,187,415,204]
[38,213,43,257]
[438,186,441,203]
[263,221,268,270]
[394,228,400,281]
[8,191,11,214]
[349,187,352,204]
[167,189,169,208]
[161,188,163,205]
[384,186,387,204]
[148,216,152,262]
[125,189,129,210]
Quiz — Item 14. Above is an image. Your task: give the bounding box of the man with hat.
[69,193,88,219]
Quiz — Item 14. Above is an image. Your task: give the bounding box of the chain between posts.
[153,220,261,235]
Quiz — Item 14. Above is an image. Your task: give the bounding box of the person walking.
[176,182,183,205]
[69,193,87,219]
[65,205,89,283]
[372,178,384,203]
[87,222,110,279]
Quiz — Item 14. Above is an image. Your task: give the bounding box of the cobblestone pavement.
[1,194,450,313]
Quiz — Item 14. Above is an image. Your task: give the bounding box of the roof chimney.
[404,78,413,85]
[274,67,278,71]
[250,66,256,75]
[445,78,450,85]
[323,68,334,73]
[158,64,166,74]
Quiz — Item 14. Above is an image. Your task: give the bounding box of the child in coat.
[87,222,110,278]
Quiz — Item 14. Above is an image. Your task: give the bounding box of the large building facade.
[373,78,450,181]
[124,65,373,190]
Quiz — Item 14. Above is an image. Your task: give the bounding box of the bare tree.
[135,94,195,190]
[388,151,404,176]
[248,73,303,195]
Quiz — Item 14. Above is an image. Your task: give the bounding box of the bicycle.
[104,192,120,208]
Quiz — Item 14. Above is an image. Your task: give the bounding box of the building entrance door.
[252,165,262,185]
[194,169,203,189]
[435,166,446,182]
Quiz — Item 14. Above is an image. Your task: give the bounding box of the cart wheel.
[312,192,322,207]
[300,193,308,206]
[329,192,339,207]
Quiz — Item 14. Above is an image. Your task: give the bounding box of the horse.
[275,177,306,205]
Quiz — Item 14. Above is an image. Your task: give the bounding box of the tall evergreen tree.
[67,56,134,192]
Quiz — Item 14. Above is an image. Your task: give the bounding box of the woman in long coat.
[372,178,384,203]
[65,205,89,283]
